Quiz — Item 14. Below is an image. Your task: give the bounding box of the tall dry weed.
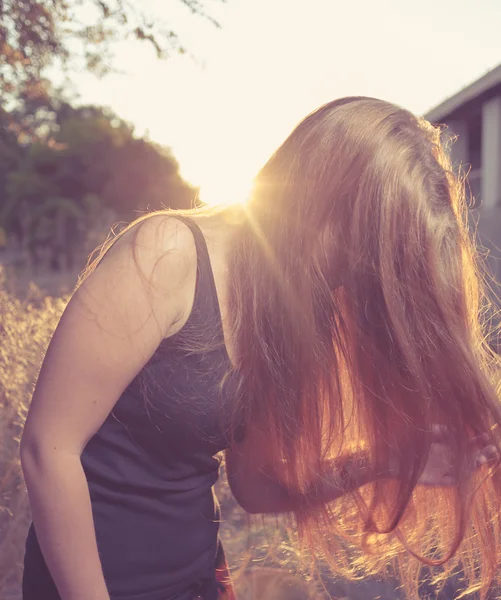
[0,267,68,598]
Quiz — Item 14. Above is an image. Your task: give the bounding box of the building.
[425,65,501,344]
[425,63,501,210]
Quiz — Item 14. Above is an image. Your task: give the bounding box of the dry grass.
[234,568,326,599]
[0,266,329,600]
[0,268,68,598]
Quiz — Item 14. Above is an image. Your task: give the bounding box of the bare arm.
[21,217,196,600]
[226,429,499,515]
[226,444,382,515]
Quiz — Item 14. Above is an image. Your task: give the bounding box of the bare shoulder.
[78,213,199,339]
[114,213,197,284]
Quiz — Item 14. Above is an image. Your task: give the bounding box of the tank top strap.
[168,214,223,321]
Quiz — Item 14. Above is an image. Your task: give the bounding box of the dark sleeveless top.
[23,216,235,600]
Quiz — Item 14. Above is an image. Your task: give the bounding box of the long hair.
[226,97,501,597]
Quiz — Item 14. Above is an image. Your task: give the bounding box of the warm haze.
[71,0,501,206]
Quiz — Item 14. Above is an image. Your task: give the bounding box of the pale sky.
[72,0,501,205]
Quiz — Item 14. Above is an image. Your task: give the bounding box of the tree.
[3,103,196,269]
[1,0,210,268]
[1,0,225,114]
[0,106,23,205]
[103,138,195,218]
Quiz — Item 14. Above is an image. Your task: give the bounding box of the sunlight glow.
[197,174,253,207]
[71,0,501,214]
[179,157,258,207]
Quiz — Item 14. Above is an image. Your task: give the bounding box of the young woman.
[21,97,501,600]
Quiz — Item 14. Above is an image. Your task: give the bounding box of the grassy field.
[0,266,336,600]
[0,267,69,598]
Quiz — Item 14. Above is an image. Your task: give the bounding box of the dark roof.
[424,64,501,122]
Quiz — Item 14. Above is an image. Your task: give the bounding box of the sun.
[179,158,257,207]
[198,176,253,207]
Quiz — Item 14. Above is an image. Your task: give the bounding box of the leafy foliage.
[0,0,217,267]
[0,102,196,269]
[1,0,225,109]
